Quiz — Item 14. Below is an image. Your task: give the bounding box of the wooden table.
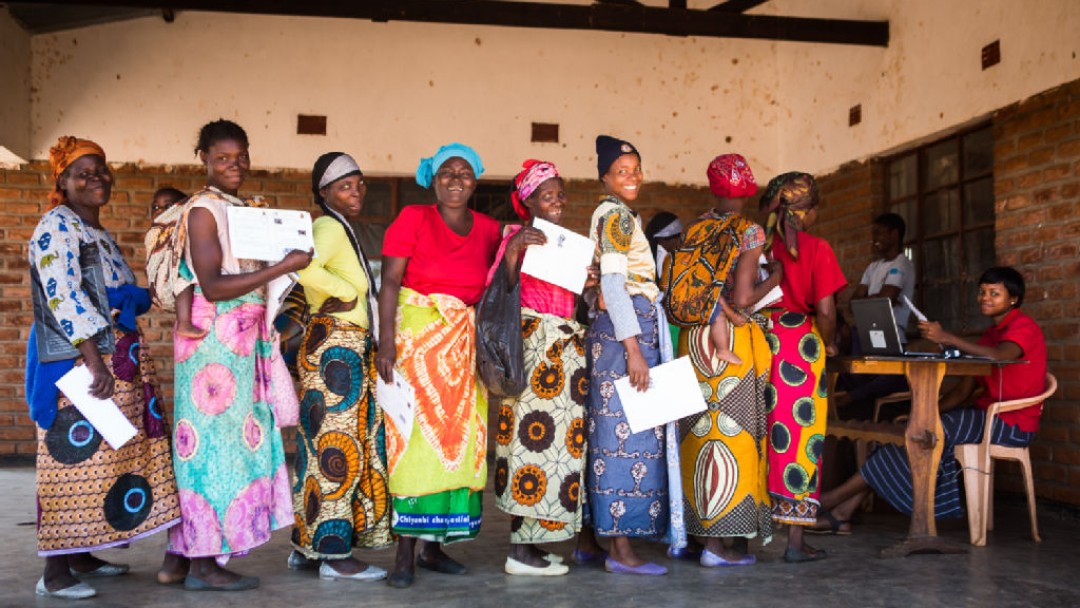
[829,356,993,557]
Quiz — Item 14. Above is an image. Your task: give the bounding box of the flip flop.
[806,510,852,536]
[783,547,828,563]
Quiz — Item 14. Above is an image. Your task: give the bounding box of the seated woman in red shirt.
[812,266,1047,534]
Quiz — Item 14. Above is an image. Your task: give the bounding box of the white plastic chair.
[954,373,1056,547]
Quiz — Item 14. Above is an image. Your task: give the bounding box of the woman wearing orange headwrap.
[27,137,182,599]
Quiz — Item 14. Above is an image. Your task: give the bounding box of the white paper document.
[376,369,417,441]
[615,356,708,435]
[902,294,928,322]
[519,218,595,294]
[266,272,298,329]
[227,206,315,262]
[54,365,138,450]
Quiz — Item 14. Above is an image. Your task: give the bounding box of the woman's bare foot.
[157,553,189,584]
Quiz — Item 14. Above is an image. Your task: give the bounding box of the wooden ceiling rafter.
[10,0,889,46]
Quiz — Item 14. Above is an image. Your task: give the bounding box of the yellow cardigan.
[296,215,370,329]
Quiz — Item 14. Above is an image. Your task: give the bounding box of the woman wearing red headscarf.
[489,160,598,576]
[661,154,784,567]
[27,137,182,599]
[758,172,847,562]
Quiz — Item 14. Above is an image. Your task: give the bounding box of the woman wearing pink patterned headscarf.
[489,160,598,576]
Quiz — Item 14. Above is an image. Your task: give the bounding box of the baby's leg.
[709,300,742,366]
[174,286,207,339]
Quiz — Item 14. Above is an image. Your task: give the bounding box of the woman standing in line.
[758,172,847,562]
[170,119,311,590]
[491,160,598,576]
[663,154,783,567]
[28,136,182,599]
[374,143,502,588]
[585,135,669,576]
[287,152,390,581]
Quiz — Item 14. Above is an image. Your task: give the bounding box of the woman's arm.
[815,293,839,357]
[78,339,114,399]
[501,226,546,286]
[731,244,782,310]
[188,207,313,302]
[296,221,360,304]
[919,321,1023,361]
[375,256,407,382]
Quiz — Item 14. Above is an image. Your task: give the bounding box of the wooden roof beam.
[41,0,889,47]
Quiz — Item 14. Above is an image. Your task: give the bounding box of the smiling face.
[524,177,567,225]
[871,222,898,257]
[321,174,366,219]
[601,153,643,202]
[200,138,250,195]
[977,281,1016,320]
[60,155,112,211]
[432,157,477,209]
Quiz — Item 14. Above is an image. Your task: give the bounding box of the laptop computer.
[851,297,937,357]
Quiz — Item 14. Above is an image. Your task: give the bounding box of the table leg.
[879,360,966,558]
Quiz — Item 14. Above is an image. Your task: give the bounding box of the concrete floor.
[1,466,1076,608]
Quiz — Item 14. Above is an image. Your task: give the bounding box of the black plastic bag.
[475,257,527,397]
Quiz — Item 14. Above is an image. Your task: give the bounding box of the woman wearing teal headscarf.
[375,143,502,588]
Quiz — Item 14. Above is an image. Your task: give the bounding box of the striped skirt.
[861,407,1035,519]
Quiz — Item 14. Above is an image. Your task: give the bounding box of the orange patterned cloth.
[47,136,106,209]
[386,288,487,496]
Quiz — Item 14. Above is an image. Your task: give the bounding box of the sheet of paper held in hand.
[376,369,417,442]
[615,356,708,435]
[55,365,137,450]
[902,294,928,322]
[265,272,298,330]
[226,207,316,262]
[519,218,595,294]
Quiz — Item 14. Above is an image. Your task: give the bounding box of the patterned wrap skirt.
[387,288,487,543]
[862,408,1036,519]
[291,315,392,558]
[585,295,669,539]
[678,318,774,541]
[494,308,587,544]
[170,290,296,558]
[764,310,828,525]
[36,324,181,556]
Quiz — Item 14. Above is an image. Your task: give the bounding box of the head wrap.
[707,153,757,198]
[48,136,106,209]
[652,217,683,239]
[595,135,640,179]
[415,142,485,189]
[309,151,381,346]
[759,172,819,259]
[510,159,560,220]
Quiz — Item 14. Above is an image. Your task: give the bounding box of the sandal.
[806,510,851,536]
[783,547,828,563]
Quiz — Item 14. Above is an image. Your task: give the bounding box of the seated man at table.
[811,267,1046,534]
[835,212,915,419]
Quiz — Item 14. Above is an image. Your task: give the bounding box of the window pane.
[962,279,991,333]
[924,281,961,331]
[359,180,393,220]
[963,127,994,177]
[400,180,432,207]
[890,199,917,239]
[471,183,516,222]
[922,236,960,282]
[963,177,995,226]
[889,153,917,200]
[924,187,960,234]
[923,139,959,190]
[964,226,996,279]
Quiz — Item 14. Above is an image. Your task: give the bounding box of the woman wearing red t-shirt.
[375,143,501,588]
[759,172,847,563]
[812,266,1047,534]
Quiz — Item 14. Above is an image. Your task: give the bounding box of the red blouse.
[773,231,848,314]
[486,225,576,319]
[382,204,502,306]
[974,308,1048,433]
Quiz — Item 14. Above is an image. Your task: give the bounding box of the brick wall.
[0,162,713,459]
[810,78,1080,507]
